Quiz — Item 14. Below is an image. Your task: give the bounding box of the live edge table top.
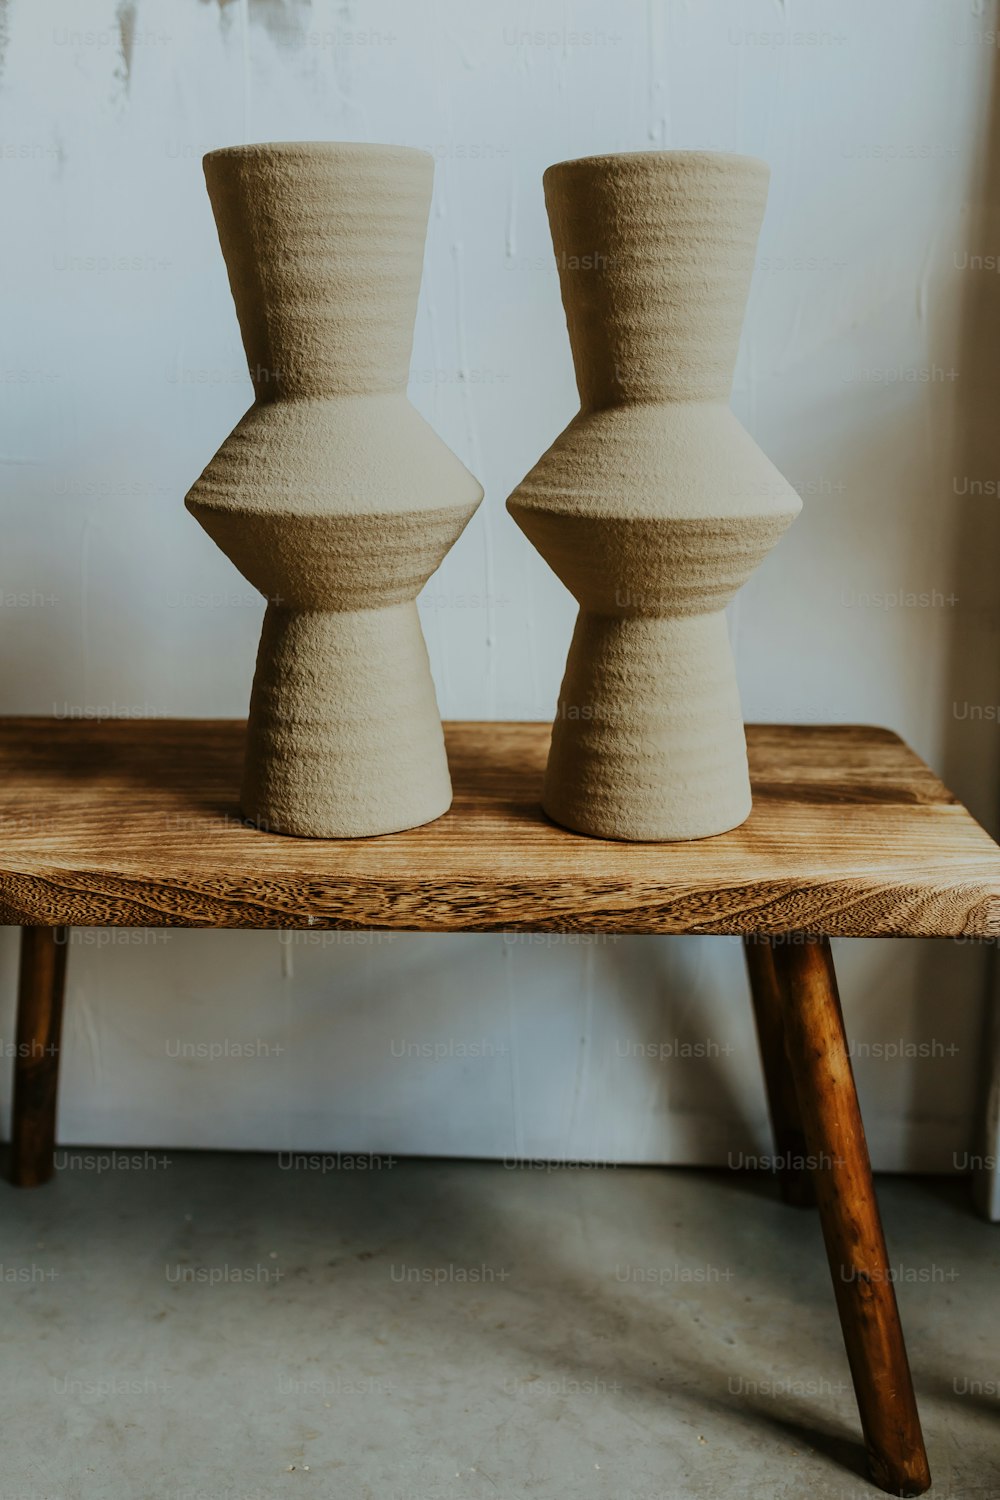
[0,718,999,938]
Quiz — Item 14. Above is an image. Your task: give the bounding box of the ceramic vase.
[186,142,483,838]
[507,151,801,841]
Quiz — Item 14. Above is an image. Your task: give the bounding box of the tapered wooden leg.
[772,936,931,1497]
[11,926,68,1187]
[744,936,816,1207]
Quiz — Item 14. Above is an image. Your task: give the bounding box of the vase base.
[540,610,754,843]
[541,787,752,843]
[239,790,453,841]
[241,601,453,840]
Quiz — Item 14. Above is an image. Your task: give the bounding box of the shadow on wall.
[945,40,1000,1216]
[811,41,1000,1196]
[944,5,1000,836]
[610,936,761,1165]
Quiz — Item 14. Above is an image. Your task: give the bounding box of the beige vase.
[186,142,483,838]
[507,151,801,841]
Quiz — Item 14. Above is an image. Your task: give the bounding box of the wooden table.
[5,716,1000,1495]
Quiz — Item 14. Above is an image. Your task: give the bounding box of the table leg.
[743,936,816,1206]
[772,936,931,1497]
[11,926,68,1188]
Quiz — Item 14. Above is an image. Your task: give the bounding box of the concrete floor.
[1,1157,997,1500]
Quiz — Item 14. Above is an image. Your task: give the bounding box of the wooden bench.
[4,717,1000,1495]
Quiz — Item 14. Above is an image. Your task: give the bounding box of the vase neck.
[204,145,433,400]
[543,152,770,407]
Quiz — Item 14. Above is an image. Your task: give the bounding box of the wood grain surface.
[10,926,67,1187]
[743,937,817,1207]
[773,937,931,1494]
[0,718,998,935]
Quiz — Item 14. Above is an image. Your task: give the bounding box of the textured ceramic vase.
[507,151,801,841]
[186,143,483,838]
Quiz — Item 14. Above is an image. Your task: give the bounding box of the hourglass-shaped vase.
[186,143,483,838]
[507,151,801,841]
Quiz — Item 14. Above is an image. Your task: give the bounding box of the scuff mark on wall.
[250,0,311,50]
[567,941,596,1146]
[915,232,940,328]
[0,0,9,86]
[73,980,105,1100]
[646,0,669,146]
[201,0,313,50]
[330,0,357,108]
[200,0,240,54]
[115,0,137,94]
[78,514,101,705]
[502,944,525,1160]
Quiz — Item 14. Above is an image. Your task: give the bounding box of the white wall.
[2,0,1000,1170]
